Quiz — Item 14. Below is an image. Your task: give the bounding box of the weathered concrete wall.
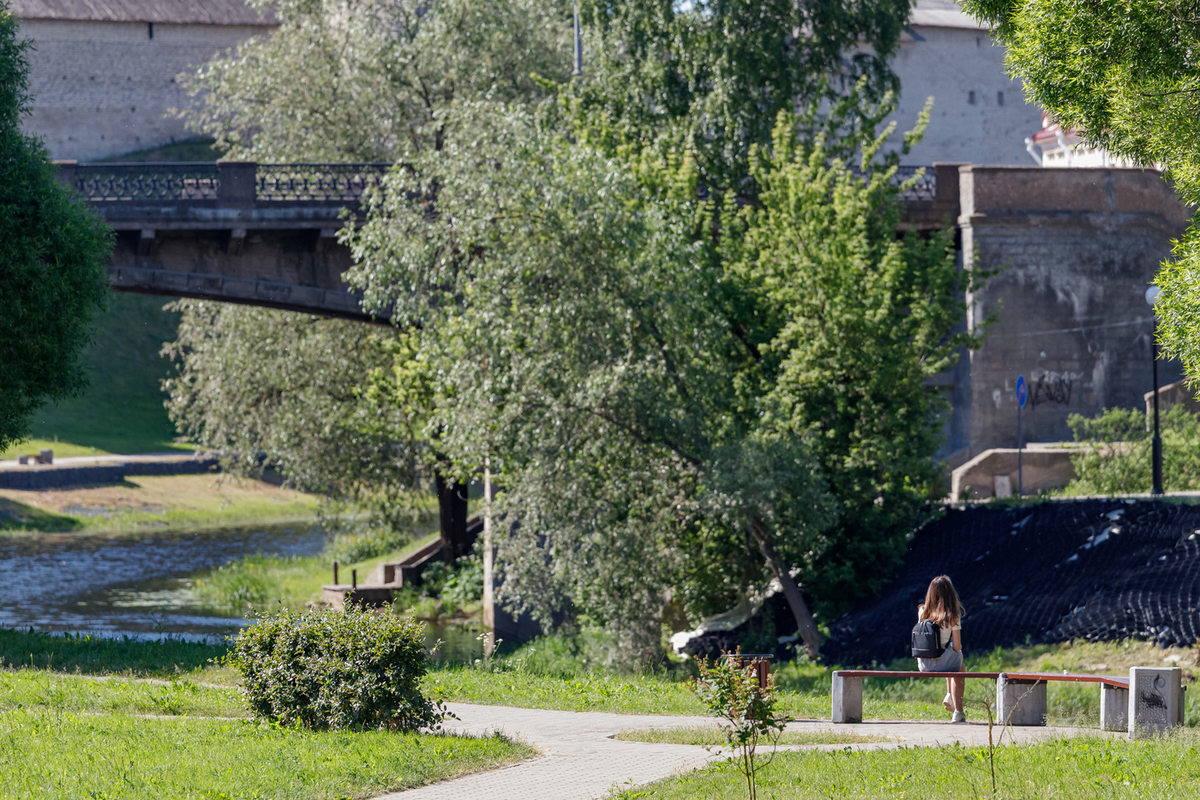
[18,19,271,160]
[886,20,1045,167]
[951,446,1081,500]
[957,167,1190,455]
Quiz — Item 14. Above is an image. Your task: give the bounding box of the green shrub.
[230,606,444,732]
[422,555,484,607]
[1065,405,1200,494]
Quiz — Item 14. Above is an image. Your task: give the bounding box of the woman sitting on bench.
[916,574,967,723]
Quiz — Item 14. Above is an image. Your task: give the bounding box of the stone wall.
[956,166,1190,456]
[17,19,272,160]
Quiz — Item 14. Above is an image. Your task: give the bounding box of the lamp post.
[572,2,583,78]
[1145,285,1163,496]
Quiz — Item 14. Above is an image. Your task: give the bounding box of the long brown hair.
[920,575,964,628]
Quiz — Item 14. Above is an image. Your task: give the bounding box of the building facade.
[12,0,277,161]
[886,0,1045,167]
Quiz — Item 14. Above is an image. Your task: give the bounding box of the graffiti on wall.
[1029,370,1085,409]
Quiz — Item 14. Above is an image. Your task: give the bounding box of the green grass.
[97,137,223,163]
[0,711,534,800]
[614,734,1200,799]
[421,664,948,720]
[0,670,245,718]
[0,632,536,799]
[1,293,186,460]
[423,638,1200,726]
[613,726,891,746]
[192,529,442,615]
[0,474,320,534]
[0,629,231,681]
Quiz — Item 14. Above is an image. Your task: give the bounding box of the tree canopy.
[170,0,570,548]
[960,0,1200,385]
[171,0,978,660]
[0,5,111,450]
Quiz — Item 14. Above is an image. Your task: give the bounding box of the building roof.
[910,0,989,30]
[8,0,278,26]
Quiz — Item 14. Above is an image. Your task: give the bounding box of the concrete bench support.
[996,674,1047,726]
[831,671,863,723]
[1100,682,1129,732]
[1128,666,1183,739]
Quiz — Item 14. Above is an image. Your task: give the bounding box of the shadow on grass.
[0,628,230,677]
[0,499,83,532]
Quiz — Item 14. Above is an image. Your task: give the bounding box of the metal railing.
[256,163,390,202]
[74,163,221,201]
[67,162,390,204]
[66,162,939,204]
[894,166,937,202]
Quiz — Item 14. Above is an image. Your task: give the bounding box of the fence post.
[217,160,257,204]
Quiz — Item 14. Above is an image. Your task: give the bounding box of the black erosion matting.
[823,500,1200,666]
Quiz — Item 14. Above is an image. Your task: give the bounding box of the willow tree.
[0,6,111,450]
[169,0,569,548]
[343,90,975,659]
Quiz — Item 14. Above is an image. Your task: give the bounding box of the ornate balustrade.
[62,161,390,205]
[62,161,936,204]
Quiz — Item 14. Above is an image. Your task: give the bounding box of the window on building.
[997,91,1005,106]
[148,22,154,39]
[969,90,976,105]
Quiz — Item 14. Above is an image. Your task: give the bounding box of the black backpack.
[911,619,945,659]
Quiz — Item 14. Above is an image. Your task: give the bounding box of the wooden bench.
[830,668,1174,733]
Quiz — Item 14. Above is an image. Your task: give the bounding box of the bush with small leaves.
[230,606,443,732]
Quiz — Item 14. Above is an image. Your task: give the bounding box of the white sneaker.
[942,693,954,711]
[951,711,967,723]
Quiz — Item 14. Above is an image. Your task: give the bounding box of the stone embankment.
[0,452,219,489]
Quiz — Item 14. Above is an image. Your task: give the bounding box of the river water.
[0,523,324,641]
[0,523,486,660]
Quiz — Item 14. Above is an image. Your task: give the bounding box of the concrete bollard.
[831,671,863,723]
[1128,666,1182,739]
[1100,682,1129,732]
[996,674,1047,726]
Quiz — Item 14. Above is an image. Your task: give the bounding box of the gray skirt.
[917,647,963,673]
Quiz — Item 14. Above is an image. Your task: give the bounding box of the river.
[0,522,485,660]
[0,522,323,641]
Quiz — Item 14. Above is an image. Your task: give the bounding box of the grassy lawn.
[0,632,535,800]
[613,727,891,746]
[0,474,320,533]
[0,629,231,681]
[0,711,533,800]
[613,734,1200,799]
[0,670,245,718]
[1,294,187,459]
[424,638,1200,725]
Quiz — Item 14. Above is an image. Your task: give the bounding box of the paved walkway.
[374,703,1095,800]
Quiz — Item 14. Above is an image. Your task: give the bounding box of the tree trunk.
[749,519,822,658]
[435,471,470,561]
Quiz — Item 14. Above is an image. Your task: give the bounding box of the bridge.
[58,160,954,322]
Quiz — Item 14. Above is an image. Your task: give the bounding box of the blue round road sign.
[1016,375,1027,408]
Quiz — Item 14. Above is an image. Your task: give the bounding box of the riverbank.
[0,473,319,533]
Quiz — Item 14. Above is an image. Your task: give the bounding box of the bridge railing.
[60,161,938,204]
[60,161,391,205]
